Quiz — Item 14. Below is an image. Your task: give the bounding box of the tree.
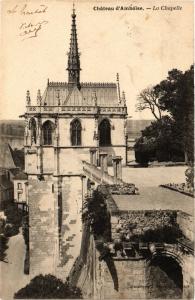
[155,66,194,162]
[14,274,82,299]
[136,87,163,120]
[135,66,194,163]
[134,116,185,163]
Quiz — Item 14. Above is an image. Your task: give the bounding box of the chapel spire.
[67,4,81,89]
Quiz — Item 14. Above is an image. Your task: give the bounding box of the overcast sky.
[1,0,193,120]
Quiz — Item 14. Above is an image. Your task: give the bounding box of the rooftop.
[40,82,122,107]
[0,143,17,169]
[13,171,28,180]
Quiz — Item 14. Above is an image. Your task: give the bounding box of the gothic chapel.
[22,7,128,276]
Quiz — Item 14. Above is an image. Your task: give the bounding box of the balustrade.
[83,160,123,185]
[26,105,127,115]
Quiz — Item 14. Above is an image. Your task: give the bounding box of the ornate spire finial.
[73,2,75,15]
[67,4,81,89]
[116,73,121,103]
[26,90,31,106]
[37,89,42,106]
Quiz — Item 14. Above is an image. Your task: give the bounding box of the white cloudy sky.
[0,0,193,120]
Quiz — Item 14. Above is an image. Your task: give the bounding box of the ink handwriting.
[7,4,48,15]
[19,21,48,40]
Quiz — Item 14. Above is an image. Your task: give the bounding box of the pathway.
[0,228,30,300]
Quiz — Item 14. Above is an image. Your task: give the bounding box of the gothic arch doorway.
[98,119,111,146]
[146,255,183,299]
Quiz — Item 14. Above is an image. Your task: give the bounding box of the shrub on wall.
[132,225,183,243]
[185,165,194,189]
[82,189,111,241]
[14,274,82,299]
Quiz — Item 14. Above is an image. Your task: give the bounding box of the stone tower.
[22,6,128,277]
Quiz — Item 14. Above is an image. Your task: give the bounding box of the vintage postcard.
[0,0,194,299]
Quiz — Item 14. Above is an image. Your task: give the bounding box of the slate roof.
[42,82,120,107]
[0,143,17,169]
[0,143,24,170]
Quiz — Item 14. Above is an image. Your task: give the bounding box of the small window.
[17,183,22,189]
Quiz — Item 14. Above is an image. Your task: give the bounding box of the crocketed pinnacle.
[67,4,81,88]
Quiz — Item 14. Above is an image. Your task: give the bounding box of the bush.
[134,117,185,163]
[139,225,182,243]
[185,165,194,188]
[14,274,82,299]
[82,189,111,241]
[4,223,19,237]
[0,235,8,261]
[3,204,23,238]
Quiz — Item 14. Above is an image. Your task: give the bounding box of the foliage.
[22,214,29,274]
[4,204,23,233]
[185,165,194,189]
[4,223,19,237]
[82,189,111,241]
[130,225,182,243]
[135,116,184,163]
[14,274,83,299]
[135,66,194,163]
[0,235,8,261]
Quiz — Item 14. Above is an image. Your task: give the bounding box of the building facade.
[22,7,128,277]
[13,171,28,211]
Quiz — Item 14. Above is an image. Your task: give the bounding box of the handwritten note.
[19,21,48,40]
[7,4,48,15]
[7,3,49,41]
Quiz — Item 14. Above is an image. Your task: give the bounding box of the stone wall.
[28,177,59,277]
[28,175,84,279]
[110,210,177,241]
[74,222,194,300]
[57,175,83,279]
[75,225,95,299]
[100,259,146,299]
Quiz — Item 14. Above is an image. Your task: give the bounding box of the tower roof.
[67,4,81,87]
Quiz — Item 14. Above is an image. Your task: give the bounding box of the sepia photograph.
[0,0,194,299]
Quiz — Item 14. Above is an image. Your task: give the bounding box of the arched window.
[99,119,111,146]
[71,119,82,146]
[29,118,36,144]
[42,121,54,145]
